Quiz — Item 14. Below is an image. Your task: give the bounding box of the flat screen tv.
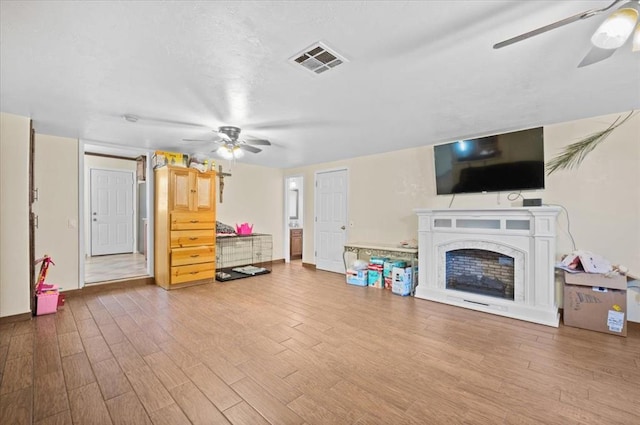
[433,127,544,195]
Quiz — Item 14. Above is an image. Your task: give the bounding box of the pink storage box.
[36,291,59,316]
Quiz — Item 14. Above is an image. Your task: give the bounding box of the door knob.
[340,225,346,230]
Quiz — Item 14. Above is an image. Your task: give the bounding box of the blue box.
[367,268,383,288]
[346,269,368,286]
[369,256,389,265]
[392,266,413,296]
[383,260,407,278]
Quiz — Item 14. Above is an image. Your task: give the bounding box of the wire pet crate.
[216,233,273,281]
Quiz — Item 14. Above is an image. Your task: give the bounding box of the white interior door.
[315,169,348,273]
[91,168,134,256]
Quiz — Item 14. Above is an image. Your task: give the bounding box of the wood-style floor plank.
[183,363,243,411]
[0,386,32,425]
[93,357,132,401]
[125,365,174,413]
[61,352,95,390]
[169,381,231,425]
[33,371,69,422]
[147,403,192,425]
[67,382,112,425]
[34,409,73,425]
[222,401,271,425]
[57,331,84,358]
[105,391,153,425]
[1,263,639,425]
[0,355,33,395]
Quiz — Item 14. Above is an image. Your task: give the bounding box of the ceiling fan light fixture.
[216,144,244,160]
[590,8,639,49]
[633,23,640,51]
[232,146,244,159]
[217,146,234,160]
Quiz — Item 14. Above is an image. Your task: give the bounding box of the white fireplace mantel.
[414,207,561,327]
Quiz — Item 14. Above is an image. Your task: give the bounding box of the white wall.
[34,134,80,291]
[0,113,31,317]
[286,111,640,277]
[216,162,284,261]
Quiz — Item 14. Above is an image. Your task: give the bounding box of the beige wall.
[1,111,638,318]
[0,113,31,317]
[34,134,80,291]
[286,111,640,277]
[216,162,284,261]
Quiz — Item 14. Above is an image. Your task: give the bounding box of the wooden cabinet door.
[195,172,215,211]
[290,229,302,259]
[170,169,193,211]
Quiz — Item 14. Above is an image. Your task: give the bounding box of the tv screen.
[434,127,544,195]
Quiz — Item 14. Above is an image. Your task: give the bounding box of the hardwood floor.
[1,262,639,424]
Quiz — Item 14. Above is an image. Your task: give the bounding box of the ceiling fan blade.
[182,138,212,142]
[244,138,271,146]
[578,45,617,67]
[493,0,624,49]
[239,144,262,154]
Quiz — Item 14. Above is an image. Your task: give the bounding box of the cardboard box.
[563,272,627,336]
[346,269,368,286]
[392,266,413,296]
[369,256,388,265]
[367,268,383,288]
[152,150,189,168]
[383,260,406,278]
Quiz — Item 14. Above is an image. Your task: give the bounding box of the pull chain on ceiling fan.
[494,0,640,53]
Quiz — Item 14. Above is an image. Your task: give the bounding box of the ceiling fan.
[183,126,271,160]
[494,0,640,54]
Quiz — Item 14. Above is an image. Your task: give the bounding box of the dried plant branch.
[546,111,637,175]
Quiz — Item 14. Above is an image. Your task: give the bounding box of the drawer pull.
[190,271,199,275]
[190,254,200,258]
[189,237,198,240]
[190,220,199,223]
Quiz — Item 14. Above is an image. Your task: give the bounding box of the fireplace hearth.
[414,207,561,327]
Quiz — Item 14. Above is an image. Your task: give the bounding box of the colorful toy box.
[36,289,59,316]
[34,255,61,316]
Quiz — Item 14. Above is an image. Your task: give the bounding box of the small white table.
[343,242,419,294]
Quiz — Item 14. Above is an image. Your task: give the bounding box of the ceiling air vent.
[290,42,347,75]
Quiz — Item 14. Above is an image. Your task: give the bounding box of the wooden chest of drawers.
[155,167,216,289]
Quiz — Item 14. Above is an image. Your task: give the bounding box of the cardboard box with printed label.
[346,269,368,287]
[152,150,189,168]
[563,272,627,336]
[392,266,413,296]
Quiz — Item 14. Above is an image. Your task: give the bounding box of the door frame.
[89,167,136,256]
[314,167,349,272]
[283,174,304,263]
[79,141,154,287]
[28,123,35,314]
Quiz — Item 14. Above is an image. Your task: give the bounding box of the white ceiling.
[1,1,639,168]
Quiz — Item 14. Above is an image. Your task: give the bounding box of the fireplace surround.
[414,207,561,327]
